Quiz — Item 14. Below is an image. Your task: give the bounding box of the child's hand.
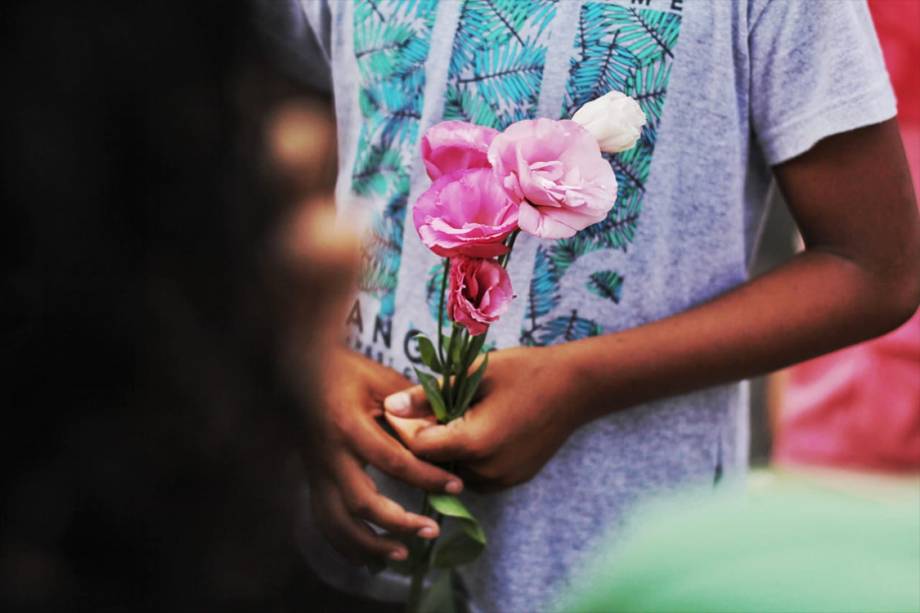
[304,349,463,564]
[383,346,586,491]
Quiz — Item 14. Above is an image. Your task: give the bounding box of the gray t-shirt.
[268,0,896,610]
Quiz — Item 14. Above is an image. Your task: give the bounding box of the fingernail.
[417,526,438,539]
[445,479,463,494]
[388,548,408,561]
[384,392,411,415]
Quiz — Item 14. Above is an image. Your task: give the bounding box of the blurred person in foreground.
[1,1,353,611]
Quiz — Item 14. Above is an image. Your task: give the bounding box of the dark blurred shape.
[0,1,337,611]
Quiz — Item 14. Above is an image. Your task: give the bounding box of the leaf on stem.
[414,334,443,373]
[428,494,486,568]
[448,325,464,371]
[414,368,448,422]
[430,530,485,569]
[427,495,486,544]
[453,353,488,418]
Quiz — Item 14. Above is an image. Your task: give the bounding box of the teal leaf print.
[351,140,405,197]
[465,0,531,47]
[587,271,624,304]
[548,236,594,276]
[525,246,561,322]
[443,0,557,130]
[576,180,643,251]
[444,85,502,127]
[531,310,603,346]
[351,0,437,317]
[463,42,546,116]
[611,7,681,66]
[426,262,447,324]
[521,2,682,346]
[631,59,672,141]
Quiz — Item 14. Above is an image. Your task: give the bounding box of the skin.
[321,119,920,561]
[386,118,920,491]
[304,349,463,564]
[266,100,465,564]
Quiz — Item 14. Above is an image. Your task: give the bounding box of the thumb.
[384,384,431,418]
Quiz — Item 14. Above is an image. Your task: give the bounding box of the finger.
[383,384,430,418]
[349,352,414,399]
[385,412,437,445]
[454,464,507,495]
[312,483,409,564]
[352,416,464,494]
[336,455,440,539]
[400,414,482,463]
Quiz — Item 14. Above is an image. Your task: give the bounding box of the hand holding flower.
[396,100,646,607]
[306,349,464,564]
[384,345,587,491]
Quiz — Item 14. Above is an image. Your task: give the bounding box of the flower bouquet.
[395,91,646,612]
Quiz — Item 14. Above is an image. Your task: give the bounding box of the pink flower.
[448,257,513,336]
[413,168,519,257]
[488,118,618,239]
[421,121,499,180]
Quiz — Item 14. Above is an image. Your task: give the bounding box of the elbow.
[884,279,920,332]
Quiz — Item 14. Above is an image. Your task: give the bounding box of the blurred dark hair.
[1,1,324,610]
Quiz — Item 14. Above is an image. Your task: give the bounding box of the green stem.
[407,571,424,613]
[442,324,462,411]
[406,494,433,613]
[437,258,449,365]
[450,330,472,418]
[498,230,520,268]
[407,500,449,613]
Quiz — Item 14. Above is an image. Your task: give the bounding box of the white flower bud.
[571,91,646,153]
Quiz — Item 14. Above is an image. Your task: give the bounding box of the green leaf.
[428,494,486,545]
[453,353,488,417]
[414,334,442,373]
[431,530,485,568]
[464,333,487,364]
[429,495,488,567]
[447,325,464,371]
[414,368,448,422]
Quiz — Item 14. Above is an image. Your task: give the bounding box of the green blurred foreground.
[562,470,920,613]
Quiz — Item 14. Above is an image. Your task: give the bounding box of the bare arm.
[564,119,920,421]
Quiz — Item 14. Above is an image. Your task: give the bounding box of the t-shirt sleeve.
[254,0,332,94]
[748,0,897,166]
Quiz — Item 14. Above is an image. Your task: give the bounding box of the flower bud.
[571,91,646,153]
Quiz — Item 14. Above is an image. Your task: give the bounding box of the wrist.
[539,343,600,431]
[550,334,630,426]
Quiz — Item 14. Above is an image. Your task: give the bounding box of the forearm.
[560,120,920,425]
[559,247,918,424]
